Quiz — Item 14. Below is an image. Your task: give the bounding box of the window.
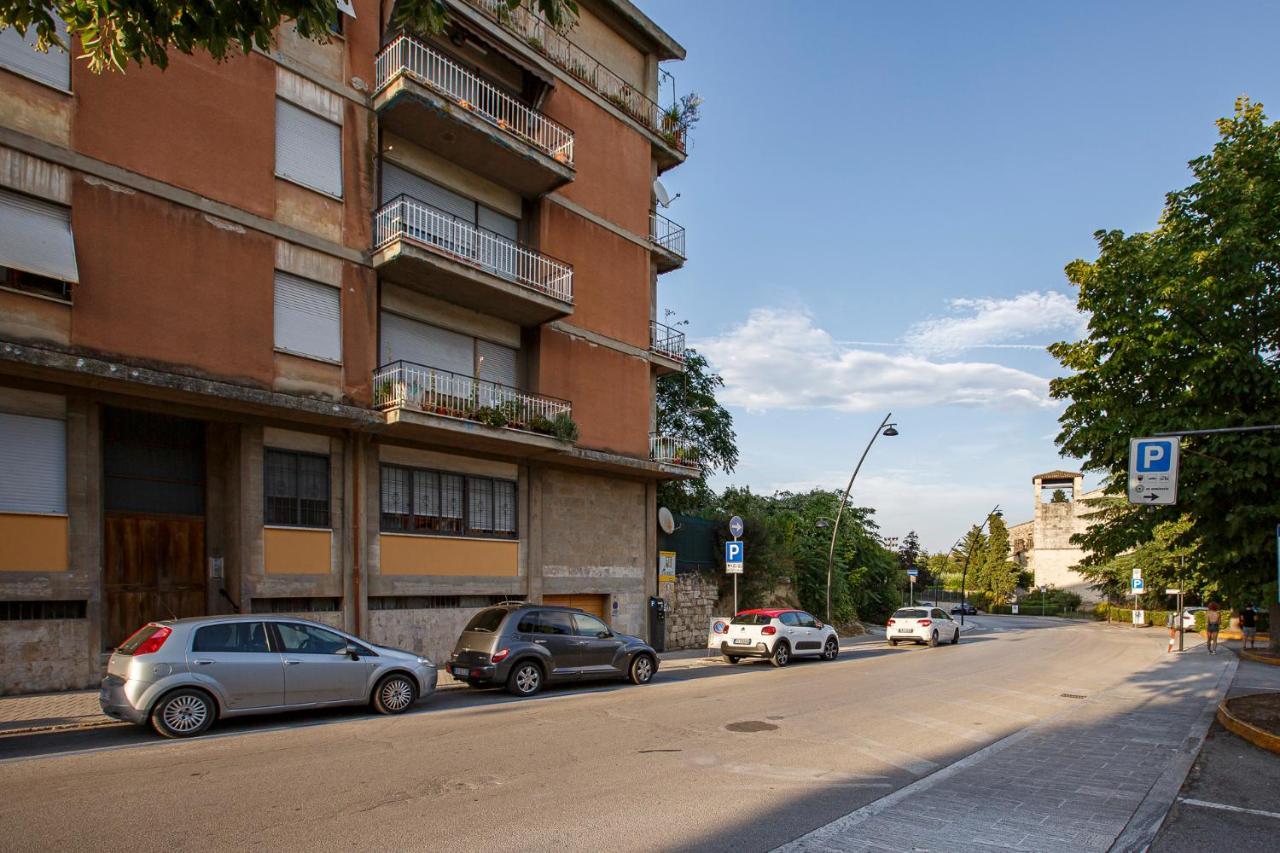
[380,464,514,538]
[274,622,349,654]
[275,99,343,197]
[0,600,86,620]
[730,613,771,626]
[274,271,341,363]
[193,622,270,653]
[0,411,66,514]
[0,17,70,90]
[572,613,610,638]
[796,612,818,628]
[264,449,330,527]
[0,188,79,290]
[379,312,518,387]
[893,609,928,620]
[463,607,508,633]
[534,611,574,636]
[779,611,801,627]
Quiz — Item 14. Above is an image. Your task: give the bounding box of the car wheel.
[150,688,216,739]
[888,639,897,647]
[373,673,417,714]
[950,628,960,645]
[822,637,839,660]
[929,630,939,648]
[629,654,656,685]
[507,660,544,697]
[721,654,741,664]
[771,640,791,667]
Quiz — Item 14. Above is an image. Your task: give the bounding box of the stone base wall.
[0,619,94,695]
[367,608,474,665]
[666,572,722,650]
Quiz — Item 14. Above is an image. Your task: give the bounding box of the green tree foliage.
[656,349,738,514]
[976,514,1020,604]
[1080,517,1207,609]
[1050,489,1069,504]
[1049,98,1280,646]
[0,0,578,73]
[897,530,926,585]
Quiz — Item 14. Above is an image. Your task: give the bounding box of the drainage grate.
[1060,693,1087,699]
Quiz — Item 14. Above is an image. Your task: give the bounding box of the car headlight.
[417,656,433,666]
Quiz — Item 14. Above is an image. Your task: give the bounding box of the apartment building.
[0,0,695,694]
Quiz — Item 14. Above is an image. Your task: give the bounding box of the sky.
[636,0,1280,551]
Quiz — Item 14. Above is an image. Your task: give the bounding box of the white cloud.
[903,291,1086,357]
[695,308,1055,413]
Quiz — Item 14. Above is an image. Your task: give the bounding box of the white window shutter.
[379,312,474,377]
[477,207,518,241]
[0,18,70,90]
[0,188,78,283]
[477,340,517,387]
[381,164,475,222]
[275,99,343,197]
[0,412,66,513]
[275,272,342,362]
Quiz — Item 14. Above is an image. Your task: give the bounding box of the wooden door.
[543,594,609,622]
[103,513,206,649]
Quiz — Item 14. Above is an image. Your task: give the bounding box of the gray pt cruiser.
[100,615,437,737]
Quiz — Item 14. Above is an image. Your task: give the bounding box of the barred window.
[380,464,514,539]
[265,449,330,527]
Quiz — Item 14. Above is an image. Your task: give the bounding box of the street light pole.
[825,413,898,623]
[956,504,1002,627]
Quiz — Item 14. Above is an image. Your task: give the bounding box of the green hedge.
[1106,607,1172,627]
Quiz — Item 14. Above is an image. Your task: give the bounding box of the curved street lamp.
[825,412,898,623]
[953,504,1002,626]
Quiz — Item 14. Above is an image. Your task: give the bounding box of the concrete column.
[236,425,264,612]
[644,479,658,642]
[525,464,544,603]
[66,398,101,672]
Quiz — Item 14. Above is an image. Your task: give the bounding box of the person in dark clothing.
[1240,603,1258,650]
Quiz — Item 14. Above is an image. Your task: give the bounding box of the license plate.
[897,628,914,633]
[451,666,469,677]
[732,638,752,645]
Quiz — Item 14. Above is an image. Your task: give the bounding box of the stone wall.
[366,608,474,664]
[0,620,94,695]
[666,572,722,650]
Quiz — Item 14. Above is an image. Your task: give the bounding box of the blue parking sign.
[725,540,744,574]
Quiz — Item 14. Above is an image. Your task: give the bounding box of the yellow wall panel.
[379,535,518,576]
[0,514,68,572]
[263,527,332,574]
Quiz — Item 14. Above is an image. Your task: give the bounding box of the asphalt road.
[0,616,1188,852]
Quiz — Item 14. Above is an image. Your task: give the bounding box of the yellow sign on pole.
[659,550,677,583]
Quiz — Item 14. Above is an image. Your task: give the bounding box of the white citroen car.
[886,606,960,647]
[718,608,840,666]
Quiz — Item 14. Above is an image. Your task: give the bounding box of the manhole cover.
[726,720,778,733]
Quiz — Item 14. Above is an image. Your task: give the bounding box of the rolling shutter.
[274,272,342,362]
[0,18,70,90]
[381,164,474,221]
[477,206,518,241]
[379,312,474,376]
[275,99,343,197]
[476,340,517,387]
[0,412,66,514]
[0,188,78,283]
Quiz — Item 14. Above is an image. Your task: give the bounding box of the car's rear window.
[731,613,772,625]
[893,609,928,619]
[464,608,508,633]
[116,624,163,655]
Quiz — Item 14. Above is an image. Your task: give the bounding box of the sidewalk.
[0,633,876,737]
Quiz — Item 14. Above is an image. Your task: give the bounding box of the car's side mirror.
[815,621,824,629]
[597,630,613,639]
[343,643,361,660]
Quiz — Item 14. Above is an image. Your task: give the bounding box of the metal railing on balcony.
[649,211,686,259]
[464,0,686,152]
[650,434,699,468]
[375,34,575,166]
[374,194,574,303]
[650,321,686,361]
[374,361,572,435]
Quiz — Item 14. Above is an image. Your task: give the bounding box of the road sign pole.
[1178,557,1185,653]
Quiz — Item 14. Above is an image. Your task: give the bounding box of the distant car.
[448,602,657,697]
[887,607,960,647]
[1180,607,1207,631]
[719,608,840,666]
[950,602,978,616]
[100,616,438,738]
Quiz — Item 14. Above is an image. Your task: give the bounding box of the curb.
[0,718,123,739]
[1216,694,1280,755]
[1238,648,1280,667]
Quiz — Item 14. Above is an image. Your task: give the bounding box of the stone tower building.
[1008,470,1105,602]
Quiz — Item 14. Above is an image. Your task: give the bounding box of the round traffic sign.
[729,515,744,538]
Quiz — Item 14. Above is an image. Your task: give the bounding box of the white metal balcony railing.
[650,321,686,361]
[464,0,685,152]
[374,194,574,303]
[374,361,572,434]
[375,34,575,166]
[649,212,686,259]
[650,434,699,468]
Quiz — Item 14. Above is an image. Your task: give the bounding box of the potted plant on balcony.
[550,412,579,442]
[660,93,702,150]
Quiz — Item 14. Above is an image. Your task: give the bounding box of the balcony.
[650,434,699,469]
[375,360,575,452]
[463,0,687,170]
[374,35,575,196]
[649,321,686,374]
[373,194,574,325]
[649,212,686,272]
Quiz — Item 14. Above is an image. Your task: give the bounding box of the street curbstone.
[1216,694,1280,755]
[1237,647,1280,666]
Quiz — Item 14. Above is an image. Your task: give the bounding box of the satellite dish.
[653,179,672,208]
[658,506,676,534]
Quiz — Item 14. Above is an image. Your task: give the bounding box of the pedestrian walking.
[1240,603,1258,650]
[1166,610,1177,653]
[1205,602,1222,654]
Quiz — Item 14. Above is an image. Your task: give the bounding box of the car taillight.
[491,648,510,663]
[919,619,932,627]
[761,625,777,636]
[133,626,172,656]
[887,619,895,626]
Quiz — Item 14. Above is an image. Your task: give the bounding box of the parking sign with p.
[725,540,744,574]
[1127,437,1180,505]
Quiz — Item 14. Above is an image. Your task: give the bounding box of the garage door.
[543,594,608,622]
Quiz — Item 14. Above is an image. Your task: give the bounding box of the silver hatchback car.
[100,616,437,738]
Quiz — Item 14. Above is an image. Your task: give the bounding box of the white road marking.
[1179,797,1280,821]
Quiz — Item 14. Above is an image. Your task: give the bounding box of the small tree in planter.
[660,93,702,149]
